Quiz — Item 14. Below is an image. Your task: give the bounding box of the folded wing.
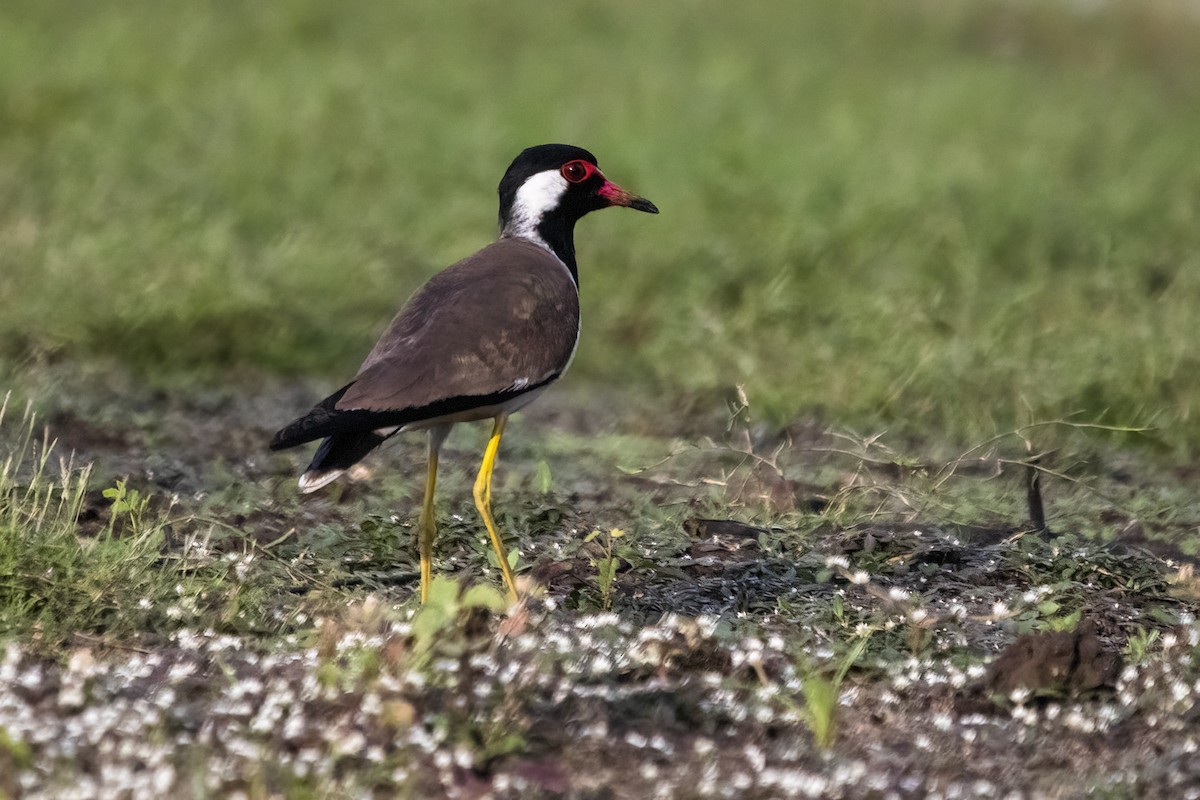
[270,238,580,452]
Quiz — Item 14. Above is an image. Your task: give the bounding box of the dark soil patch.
[965,619,1123,706]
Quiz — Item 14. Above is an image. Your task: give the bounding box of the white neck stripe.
[502,169,568,244]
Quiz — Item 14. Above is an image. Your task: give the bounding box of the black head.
[497,144,657,280]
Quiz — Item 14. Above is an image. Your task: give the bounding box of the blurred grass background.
[2,0,1199,450]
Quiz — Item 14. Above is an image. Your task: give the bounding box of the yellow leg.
[417,425,449,604]
[473,415,518,602]
[418,448,438,603]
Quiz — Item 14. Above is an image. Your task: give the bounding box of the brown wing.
[336,238,580,413]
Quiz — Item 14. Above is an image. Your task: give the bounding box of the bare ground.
[3,375,1200,799]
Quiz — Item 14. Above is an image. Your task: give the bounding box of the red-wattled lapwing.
[270,144,657,603]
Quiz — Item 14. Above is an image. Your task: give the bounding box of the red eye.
[561,160,591,183]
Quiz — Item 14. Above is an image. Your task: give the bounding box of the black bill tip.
[629,197,659,214]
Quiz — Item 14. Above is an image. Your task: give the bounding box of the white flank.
[502,169,568,250]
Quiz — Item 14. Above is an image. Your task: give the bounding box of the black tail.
[295,430,388,493]
[306,431,387,473]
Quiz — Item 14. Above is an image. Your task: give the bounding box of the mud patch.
[965,619,1122,706]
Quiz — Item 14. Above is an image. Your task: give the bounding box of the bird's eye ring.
[561,160,591,183]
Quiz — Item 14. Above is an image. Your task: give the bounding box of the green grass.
[0,397,153,639]
[3,0,1200,450]
[0,395,274,644]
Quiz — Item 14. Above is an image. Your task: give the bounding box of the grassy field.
[4,0,1200,445]
[3,1,1200,797]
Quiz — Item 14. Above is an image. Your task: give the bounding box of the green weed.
[1123,627,1160,664]
[583,527,627,611]
[409,575,507,664]
[101,480,150,534]
[794,634,872,750]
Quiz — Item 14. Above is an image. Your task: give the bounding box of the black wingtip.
[269,383,355,451]
[270,410,334,451]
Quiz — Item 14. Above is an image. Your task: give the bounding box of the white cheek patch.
[503,169,568,247]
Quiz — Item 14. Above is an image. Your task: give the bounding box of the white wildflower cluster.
[1,591,1197,799]
[823,555,850,571]
[1019,586,1052,605]
[730,637,764,670]
[223,551,255,581]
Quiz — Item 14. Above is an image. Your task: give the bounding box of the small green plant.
[1041,606,1083,633]
[410,575,508,664]
[1123,627,1160,664]
[481,537,521,573]
[829,593,847,627]
[794,633,872,750]
[583,527,626,611]
[0,725,33,769]
[534,459,553,494]
[406,578,530,768]
[102,480,150,534]
[1012,596,1085,635]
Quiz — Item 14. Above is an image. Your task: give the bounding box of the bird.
[270,144,658,603]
